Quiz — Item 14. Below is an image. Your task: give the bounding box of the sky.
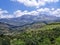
[0,0,60,18]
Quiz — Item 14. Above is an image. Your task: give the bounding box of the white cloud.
[0,8,60,18]
[44,0,59,3]
[0,9,8,15]
[0,14,14,18]
[52,9,60,17]
[0,9,14,18]
[13,8,60,17]
[14,10,24,17]
[13,10,39,17]
[51,8,55,10]
[37,8,60,17]
[11,0,59,8]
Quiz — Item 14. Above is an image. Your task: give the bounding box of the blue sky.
[0,0,60,18]
[0,0,36,13]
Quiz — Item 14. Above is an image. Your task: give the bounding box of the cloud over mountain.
[14,8,60,17]
[0,8,60,18]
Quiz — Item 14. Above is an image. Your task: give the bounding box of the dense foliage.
[0,22,60,45]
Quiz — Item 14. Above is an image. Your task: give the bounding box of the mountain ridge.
[0,14,59,26]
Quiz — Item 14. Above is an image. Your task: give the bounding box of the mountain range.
[0,14,60,26]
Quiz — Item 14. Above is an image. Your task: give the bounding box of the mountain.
[0,22,12,34]
[0,14,59,26]
[0,20,47,35]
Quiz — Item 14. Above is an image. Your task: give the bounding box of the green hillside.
[0,22,60,45]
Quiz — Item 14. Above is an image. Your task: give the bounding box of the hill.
[0,22,60,45]
[0,22,46,35]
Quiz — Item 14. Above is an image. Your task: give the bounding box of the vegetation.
[0,22,60,45]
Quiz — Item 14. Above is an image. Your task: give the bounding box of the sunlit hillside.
[0,22,60,45]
